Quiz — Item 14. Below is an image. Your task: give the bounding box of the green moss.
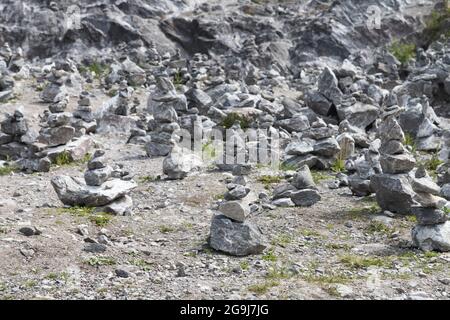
[258,175,283,187]
[240,260,250,271]
[271,233,293,247]
[159,225,176,234]
[365,221,395,235]
[54,151,73,166]
[423,2,450,43]
[389,42,416,65]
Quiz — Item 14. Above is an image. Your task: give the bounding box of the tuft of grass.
[240,260,250,271]
[339,255,389,269]
[271,233,293,248]
[84,256,116,266]
[262,249,278,262]
[221,112,250,130]
[138,175,158,183]
[403,133,417,153]
[278,162,298,172]
[89,213,112,227]
[424,154,444,172]
[79,62,110,79]
[258,175,283,188]
[365,221,395,235]
[389,42,416,65]
[128,258,153,271]
[54,151,73,166]
[159,225,176,234]
[0,164,18,176]
[347,204,381,218]
[311,170,333,184]
[331,159,345,173]
[107,89,118,97]
[302,273,352,285]
[423,2,450,43]
[298,228,322,238]
[443,207,450,215]
[248,280,279,295]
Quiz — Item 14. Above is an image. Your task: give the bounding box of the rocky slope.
[0,0,450,300]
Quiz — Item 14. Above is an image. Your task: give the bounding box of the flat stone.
[412,221,450,252]
[218,201,249,222]
[412,206,447,225]
[289,189,321,207]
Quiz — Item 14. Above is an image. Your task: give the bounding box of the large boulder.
[51,176,137,207]
[370,174,415,214]
[412,221,450,252]
[209,214,266,256]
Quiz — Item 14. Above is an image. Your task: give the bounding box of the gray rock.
[84,166,113,186]
[51,176,137,207]
[318,67,342,105]
[218,201,249,222]
[163,147,202,180]
[313,137,340,157]
[412,221,450,252]
[285,141,314,156]
[336,102,379,129]
[441,184,450,200]
[209,214,265,256]
[412,177,441,195]
[96,195,133,216]
[348,176,372,196]
[224,185,250,200]
[83,243,107,253]
[271,198,295,207]
[379,140,407,155]
[370,174,415,214]
[412,207,447,225]
[39,126,75,147]
[291,165,316,190]
[289,189,321,207]
[380,154,416,174]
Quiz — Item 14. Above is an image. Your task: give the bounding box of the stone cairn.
[51,150,137,215]
[209,175,266,256]
[71,91,97,136]
[370,108,416,214]
[40,67,68,112]
[411,166,450,252]
[144,71,184,157]
[0,110,52,172]
[271,164,321,207]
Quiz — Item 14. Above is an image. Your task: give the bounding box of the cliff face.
[0,0,437,65]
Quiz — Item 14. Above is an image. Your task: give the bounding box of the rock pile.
[411,166,450,252]
[40,66,68,113]
[209,176,265,256]
[71,91,97,136]
[272,164,321,207]
[51,150,136,215]
[370,110,416,214]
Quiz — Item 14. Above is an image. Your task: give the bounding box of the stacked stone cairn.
[209,176,266,256]
[411,166,450,252]
[145,72,185,157]
[51,150,137,215]
[271,164,321,207]
[71,91,97,136]
[40,66,68,113]
[370,107,416,214]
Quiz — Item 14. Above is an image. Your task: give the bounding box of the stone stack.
[114,80,134,116]
[0,110,29,160]
[0,43,15,102]
[38,109,75,148]
[40,67,68,113]
[272,165,321,207]
[370,109,416,214]
[145,72,185,157]
[209,177,265,256]
[162,141,202,180]
[71,91,97,136]
[411,167,450,252]
[51,150,136,215]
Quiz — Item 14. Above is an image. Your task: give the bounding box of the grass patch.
[424,153,444,173]
[248,280,279,295]
[79,62,110,79]
[89,213,112,227]
[389,42,416,65]
[271,233,294,248]
[258,175,283,189]
[298,228,322,238]
[423,2,450,43]
[0,164,19,176]
[138,175,159,183]
[302,273,352,285]
[311,170,333,184]
[403,133,417,153]
[240,260,250,271]
[262,249,278,262]
[278,162,298,171]
[365,221,395,235]
[331,159,345,173]
[159,225,176,234]
[84,256,117,266]
[339,255,390,269]
[128,258,153,271]
[221,112,250,130]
